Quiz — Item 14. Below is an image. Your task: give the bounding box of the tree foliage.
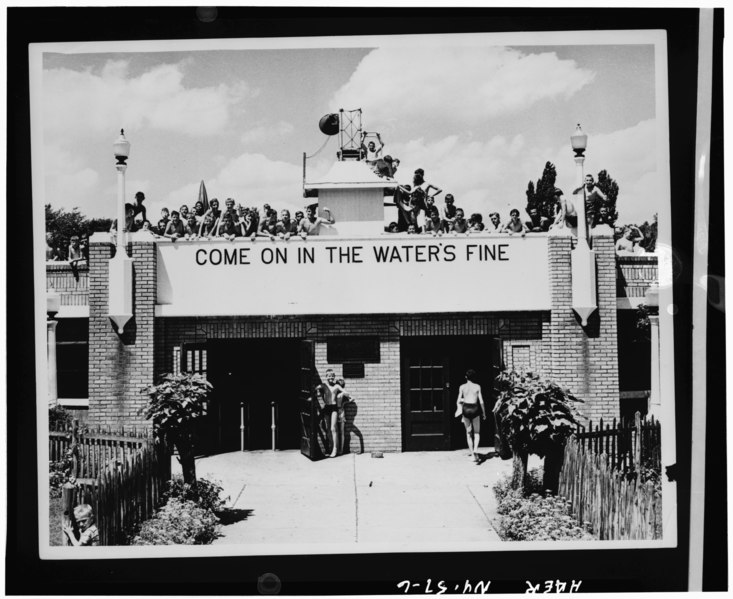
[494,371,583,458]
[525,161,558,218]
[494,370,584,493]
[140,373,213,485]
[45,204,112,260]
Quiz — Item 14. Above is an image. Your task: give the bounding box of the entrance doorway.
[203,339,301,453]
[401,336,502,452]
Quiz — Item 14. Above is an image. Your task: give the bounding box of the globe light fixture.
[570,123,588,157]
[113,129,131,165]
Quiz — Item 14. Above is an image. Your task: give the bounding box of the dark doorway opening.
[203,339,301,453]
[401,336,502,452]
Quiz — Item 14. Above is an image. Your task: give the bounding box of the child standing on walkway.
[62,504,99,546]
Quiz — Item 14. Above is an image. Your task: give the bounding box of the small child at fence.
[62,503,99,546]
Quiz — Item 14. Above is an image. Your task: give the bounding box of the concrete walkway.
[176,449,515,546]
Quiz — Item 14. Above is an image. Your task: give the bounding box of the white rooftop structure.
[304,160,399,191]
[303,160,398,237]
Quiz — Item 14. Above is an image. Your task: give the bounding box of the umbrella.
[198,180,209,212]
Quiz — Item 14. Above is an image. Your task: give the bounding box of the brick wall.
[88,241,157,426]
[547,235,619,421]
[88,235,622,446]
[155,312,549,452]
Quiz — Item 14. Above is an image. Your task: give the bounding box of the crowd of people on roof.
[46,154,649,259]
[110,191,336,242]
[382,168,649,253]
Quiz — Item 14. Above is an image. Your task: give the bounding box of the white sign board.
[156,235,551,316]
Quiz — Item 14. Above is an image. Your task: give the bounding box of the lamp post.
[108,130,134,334]
[569,123,597,326]
[570,124,589,246]
[644,283,661,419]
[113,129,131,247]
[47,288,60,407]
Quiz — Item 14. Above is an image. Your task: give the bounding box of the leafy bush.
[164,476,228,513]
[140,373,213,485]
[49,405,73,428]
[49,447,77,498]
[493,472,595,541]
[494,467,544,504]
[130,498,220,545]
[494,371,583,459]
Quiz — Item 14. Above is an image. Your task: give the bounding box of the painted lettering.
[298,246,315,264]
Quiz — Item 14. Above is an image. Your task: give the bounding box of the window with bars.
[174,344,207,377]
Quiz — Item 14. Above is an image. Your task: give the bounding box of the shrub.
[49,447,77,498]
[493,472,595,541]
[140,373,213,485]
[164,476,228,513]
[130,498,220,545]
[494,371,583,493]
[49,404,73,428]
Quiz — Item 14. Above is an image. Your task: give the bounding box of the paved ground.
[174,449,515,546]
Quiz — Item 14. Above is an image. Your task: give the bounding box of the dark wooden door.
[299,340,327,460]
[402,351,450,451]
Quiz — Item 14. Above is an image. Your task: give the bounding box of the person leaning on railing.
[298,205,335,237]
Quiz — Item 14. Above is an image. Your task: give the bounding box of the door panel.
[299,340,327,460]
[402,350,450,451]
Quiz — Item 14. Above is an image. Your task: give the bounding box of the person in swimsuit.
[573,174,608,230]
[502,208,529,236]
[549,188,578,231]
[454,369,487,463]
[336,377,352,454]
[486,212,502,233]
[320,369,346,457]
[298,205,335,237]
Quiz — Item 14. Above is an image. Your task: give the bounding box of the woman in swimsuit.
[455,369,487,463]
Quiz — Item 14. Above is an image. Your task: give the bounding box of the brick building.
[47,227,657,455]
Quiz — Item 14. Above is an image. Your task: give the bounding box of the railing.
[62,439,171,546]
[575,413,661,474]
[559,437,660,540]
[46,262,89,306]
[616,255,658,302]
[50,421,151,481]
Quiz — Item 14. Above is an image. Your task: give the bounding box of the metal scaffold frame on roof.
[338,108,362,161]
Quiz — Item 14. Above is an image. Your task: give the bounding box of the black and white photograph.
[6,5,726,594]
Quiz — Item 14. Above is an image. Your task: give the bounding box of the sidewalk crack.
[467,484,501,536]
[231,482,247,509]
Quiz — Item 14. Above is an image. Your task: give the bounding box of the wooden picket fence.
[575,413,661,474]
[50,420,152,480]
[54,422,172,545]
[558,436,661,540]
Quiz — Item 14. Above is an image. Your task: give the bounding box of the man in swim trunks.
[320,369,345,458]
[298,205,335,237]
[454,369,487,463]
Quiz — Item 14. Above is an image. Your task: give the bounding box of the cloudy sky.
[37,36,664,226]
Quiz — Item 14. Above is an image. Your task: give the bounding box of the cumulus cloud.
[384,118,660,224]
[43,60,249,138]
[240,121,294,145]
[158,153,307,217]
[545,119,660,225]
[43,144,101,212]
[330,46,594,127]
